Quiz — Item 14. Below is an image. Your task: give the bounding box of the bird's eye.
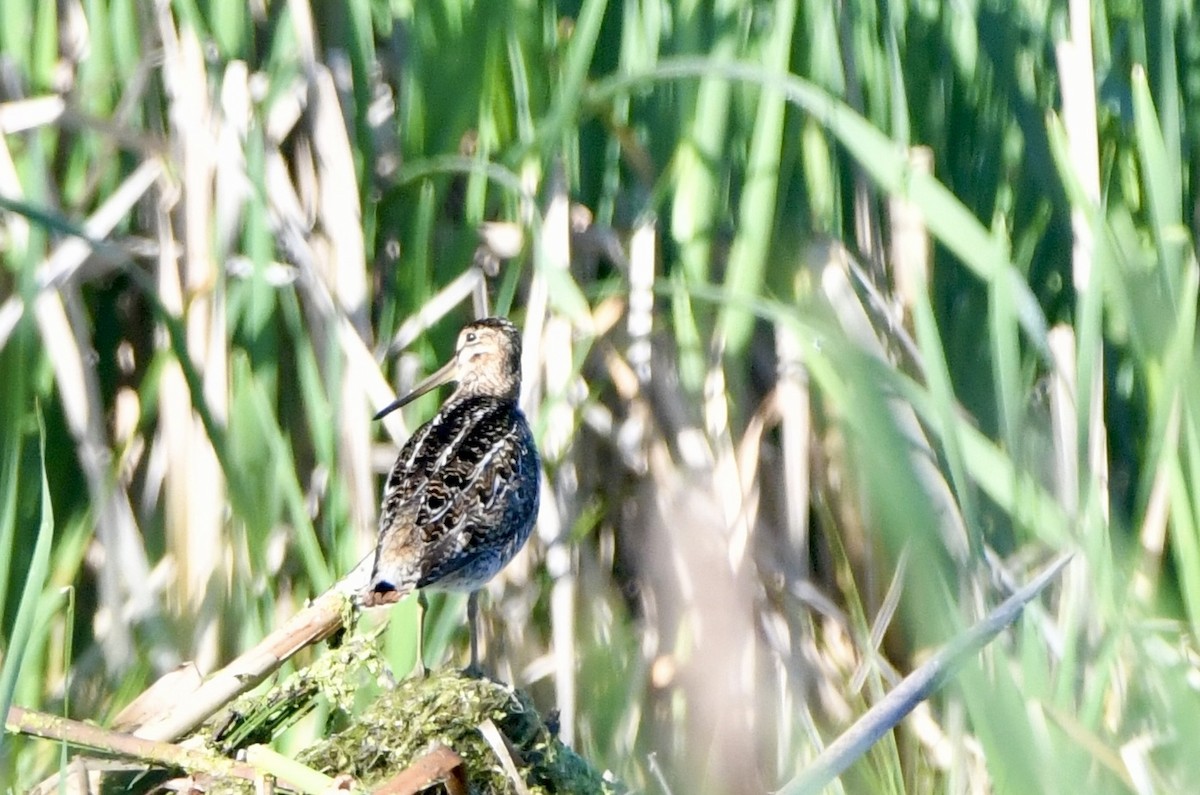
[465,332,478,343]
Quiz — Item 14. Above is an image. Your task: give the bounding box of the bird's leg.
[415,591,430,678]
[465,590,482,677]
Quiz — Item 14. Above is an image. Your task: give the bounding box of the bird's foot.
[460,661,487,680]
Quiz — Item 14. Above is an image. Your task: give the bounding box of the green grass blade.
[780,555,1071,795]
[1131,64,1184,299]
[0,408,56,762]
[717,0,797,354]
[587,58,1051,356]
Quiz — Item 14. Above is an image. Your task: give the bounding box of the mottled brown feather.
[365,317,540,607]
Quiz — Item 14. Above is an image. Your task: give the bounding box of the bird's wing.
[373,397,512,585]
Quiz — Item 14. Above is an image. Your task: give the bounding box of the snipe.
[363,317,540,674]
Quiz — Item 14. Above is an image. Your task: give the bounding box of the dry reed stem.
[386,267,488,354]
[848,547,908,695]
[478,718,532,795]
[13,157,166,669]
[369,745,467,795]
[1047,327,1080,516]
[538,312,579,745]
[888,146,933,321]
[110,663,205,732]
[640,434,764,793]
[309,63,375,544]
[156,9,228,669]
[818,242,971,564]
[1132,395,1179,601]
[130,557,370,743]
[7,705,270,785]
[775,320,811,579]
[20,567,485,792]
[0,95,67,133]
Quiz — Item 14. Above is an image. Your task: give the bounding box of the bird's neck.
[452,375,519,403]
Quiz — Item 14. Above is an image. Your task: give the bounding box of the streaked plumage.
[363,317,540,673]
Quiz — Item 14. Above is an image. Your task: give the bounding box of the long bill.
[373,358,457,421]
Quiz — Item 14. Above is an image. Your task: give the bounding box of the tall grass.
[1,0,1198,792]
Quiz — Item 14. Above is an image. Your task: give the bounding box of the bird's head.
[374,317,523,420]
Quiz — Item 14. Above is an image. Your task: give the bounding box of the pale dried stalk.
[8,705,267,786]
[704,344,756,572]
[0,132,28,273]
[478,719,532,795]
[1132,395,1179,602]
[35,289,153,670]
[538,314,577,743]
[0,95,66,133]
[626,219,655,384]
[214,62,252,262]
[520,166,564,414]
[387,268,486,354]
[1056,0,1109,523]
[1047,327,1080,516]
[888,146,933,321]
[0,158,161,345]
[643,438,763,793]
[156,10,227,669]
[132,558,370,743]
[370,745,467,795]
[1,156,165,670]
[775,320,811,579]
[311,63,374,546]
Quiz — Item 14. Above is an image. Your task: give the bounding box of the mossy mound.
[195,635,618,794]
[299,667,616,794]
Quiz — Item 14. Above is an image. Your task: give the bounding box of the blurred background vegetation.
[1,0,1199,792]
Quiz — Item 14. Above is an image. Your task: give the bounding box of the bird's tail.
[361,576,411,607]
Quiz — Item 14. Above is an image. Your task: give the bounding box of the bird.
[362,316,541,675]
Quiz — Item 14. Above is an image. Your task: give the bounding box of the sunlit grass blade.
[587,58,1052,356]
[717,0,796,354]
[781,555,1072,795]
[1131,64,1184,301]
[0,408,56,763]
